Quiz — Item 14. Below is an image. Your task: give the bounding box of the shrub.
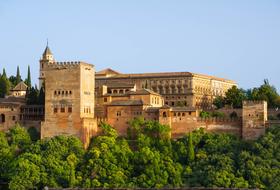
[200,111,211,118]
[230,111,238,119]
[211,111,225,118]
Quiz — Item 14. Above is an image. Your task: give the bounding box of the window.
[69,91,72,95]
[54,108,58,113]
[68,107,72,113]
[117,111,121,116]
[12,116,16,121]
[189,112,192,115]
[163,112,167,117]
[171,102,175,106]
[0,114,5,123]
[61,107,65,113]
[182,113,185,116]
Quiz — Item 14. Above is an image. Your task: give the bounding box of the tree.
[0,69,11,98]
[38,87,45,105]
[25,65,31,88]
[213,96,225,109]
[224,86,246,108]
[187,132,195,163]
[8,76,17,87]
[248,79,280,108]
[199,111,211,118]
[15,66,21,85]
[26,86,39,105]
[7,124,32,151]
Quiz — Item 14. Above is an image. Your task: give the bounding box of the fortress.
[0,45,268,146]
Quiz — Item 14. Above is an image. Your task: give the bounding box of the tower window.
[68,106,72,113]
[117,111,121,116]
[61,107,65,113]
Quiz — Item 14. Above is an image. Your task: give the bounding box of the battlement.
[45,61,93,69]
[243,100,267,106]
[197,117,241,123]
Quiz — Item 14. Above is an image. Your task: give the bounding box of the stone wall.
[41,62,97,147]
[242,101,267,140]
[0,103,22,131]
[171,117,242,138]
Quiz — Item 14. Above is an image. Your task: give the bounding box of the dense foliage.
[0,121,279,190]
[213,80,280,109]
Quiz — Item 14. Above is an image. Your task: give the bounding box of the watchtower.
[242,101,267,140]
[40,61,97,147]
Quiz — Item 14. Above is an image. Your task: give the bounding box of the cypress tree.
[38,87,45,105]
[16,66,21,84]
[0,68,11,98]
[187,132,195,163]
[2,68,7,78]
[25,65,31,88]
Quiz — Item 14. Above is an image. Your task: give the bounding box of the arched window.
[163,112,167,117]
[0,114,5,123]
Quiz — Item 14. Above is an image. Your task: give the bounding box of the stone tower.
[242,100,268,140]
[39,44,55,89]
[40,60,97,147]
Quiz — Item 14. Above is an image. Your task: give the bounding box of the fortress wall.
[171,117,242,138]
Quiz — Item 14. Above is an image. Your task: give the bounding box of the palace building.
[0,45,268,146]
[95,68,236,109]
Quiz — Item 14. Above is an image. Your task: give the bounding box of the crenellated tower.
[39,44,55,89]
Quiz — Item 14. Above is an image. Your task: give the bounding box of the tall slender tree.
[2,68,7,78]
[0,68,11,98]
[16,66,21,85]
[25,65,31,88]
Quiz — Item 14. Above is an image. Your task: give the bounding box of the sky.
[0,0,279,91]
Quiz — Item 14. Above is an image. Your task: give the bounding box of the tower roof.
[43,45,52,56]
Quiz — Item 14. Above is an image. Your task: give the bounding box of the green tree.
[15,66,21,85]
[7,124,32,151]
[26,86,39,105]
[25,65,31,88]
[248,79,280,108]
[224,86,246,108]
[0,68,11,98]
[38,87,45,105]
[187,133,195,163]
[8,75,17,87]
[199,111,211,118]
[213,96,225,109]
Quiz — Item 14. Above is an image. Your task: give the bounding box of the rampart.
[170,117,242,138]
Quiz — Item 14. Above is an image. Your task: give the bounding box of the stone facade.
[40,47,96,147]
[96,69,236,109]
[0,46,270,146]
[242,101,268,140]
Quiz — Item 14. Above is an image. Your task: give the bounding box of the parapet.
[243,100,267,106]
[45,61,93,70]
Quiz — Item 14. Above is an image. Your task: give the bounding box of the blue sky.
[0,0,279,91]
